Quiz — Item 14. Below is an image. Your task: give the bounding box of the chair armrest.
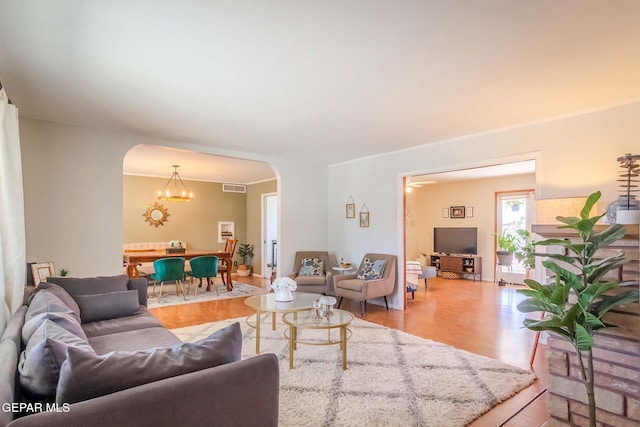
[9,354,279,427]
[287,272,297,280]
[333,273,357,284]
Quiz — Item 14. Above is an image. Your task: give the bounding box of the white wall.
[20,119,329,277]
[328,102,640,310]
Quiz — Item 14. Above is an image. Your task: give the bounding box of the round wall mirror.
[143,202,169,227]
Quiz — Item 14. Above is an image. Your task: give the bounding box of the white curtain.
[0,82,25,335]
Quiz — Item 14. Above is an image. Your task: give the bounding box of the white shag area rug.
[172,315,536,427]
[147,281,265,308]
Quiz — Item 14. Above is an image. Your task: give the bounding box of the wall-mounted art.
[346,196,355,218]
[359,203,369,227]
[143,202,169,227]
[450,206,465,219]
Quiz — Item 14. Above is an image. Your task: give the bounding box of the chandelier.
[157,165,193,202]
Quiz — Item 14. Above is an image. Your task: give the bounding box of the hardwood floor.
[150,275,548,427]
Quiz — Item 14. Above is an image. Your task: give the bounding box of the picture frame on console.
[450,206,465,218]
[31,262,55,286]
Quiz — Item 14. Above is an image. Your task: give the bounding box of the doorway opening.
[262,193,278,279]
[495,190,535,284]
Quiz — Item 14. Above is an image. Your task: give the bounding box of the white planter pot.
[275,289,293,302]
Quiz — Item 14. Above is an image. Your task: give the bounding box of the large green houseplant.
[516,191,639,427]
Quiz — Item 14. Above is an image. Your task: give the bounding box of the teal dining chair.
[149,257,187,303]
[186,255,220,297]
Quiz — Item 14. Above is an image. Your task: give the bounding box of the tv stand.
[430,254,482,281]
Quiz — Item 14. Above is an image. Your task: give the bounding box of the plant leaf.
[575,324,594,351]
[580,191,601,219]
[594,288,640,317]
[517,298,562,314]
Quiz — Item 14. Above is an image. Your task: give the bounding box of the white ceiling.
[1,1,639,182]
[410,160,536,185]
[123,144,276,184]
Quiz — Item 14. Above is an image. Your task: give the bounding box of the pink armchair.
[287,251,333,295]
[335,253,397,316]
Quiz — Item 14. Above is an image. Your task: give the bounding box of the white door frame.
[261,192,278,278]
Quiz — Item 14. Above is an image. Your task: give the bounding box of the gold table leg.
[272,312,276,331]
[256,310,261,354]
[341,326,347,370]
[289,325,295,369]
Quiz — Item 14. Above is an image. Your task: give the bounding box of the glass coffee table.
[282,308,354,370]
[244,292,318,354]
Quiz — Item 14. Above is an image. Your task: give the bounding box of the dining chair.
[187,255,220,297]
[149,257,187,303]
[219,239,238,287]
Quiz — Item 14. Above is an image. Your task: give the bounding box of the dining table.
[123,250,234,291]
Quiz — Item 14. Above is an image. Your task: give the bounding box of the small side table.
[332,266,354,273]
[282,309,354,370]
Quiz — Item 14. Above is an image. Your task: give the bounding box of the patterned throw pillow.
[298,258,324,276]
[356,258,388,280]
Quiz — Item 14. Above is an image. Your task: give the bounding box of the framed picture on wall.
[31,262,55,287]
[450,206,465,219]
[359,212,369,227]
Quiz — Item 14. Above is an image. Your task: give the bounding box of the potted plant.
[516,191,639,427]
[237,243,254,276]
[496,231,517,265]
[514,229,536,277]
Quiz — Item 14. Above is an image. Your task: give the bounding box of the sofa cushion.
[57,322,242,404]
[82,307,164,338]
[0,340,17,427]
[88,326,181,354]
[298,258,324,276]
[356,258,387,280]
[19,320,92,396]
[30,282,81,316]
[23,291,84,342]
[0,305,27,349]
[46,275,129,298]
[75,290,141,324]
[22,311,87,343]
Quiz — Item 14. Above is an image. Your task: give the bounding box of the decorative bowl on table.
[340,262,351,268]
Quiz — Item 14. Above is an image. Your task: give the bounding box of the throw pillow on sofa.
[56,322,242,404]
[19,320,93,397]
[74,290,141,324]
[29,282,81,316]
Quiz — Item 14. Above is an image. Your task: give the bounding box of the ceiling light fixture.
[157,165,193,202]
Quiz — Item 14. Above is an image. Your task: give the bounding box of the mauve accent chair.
[335,253,397,317]
[287,251,333,295]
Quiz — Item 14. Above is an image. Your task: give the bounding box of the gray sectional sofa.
[0,275,279,427]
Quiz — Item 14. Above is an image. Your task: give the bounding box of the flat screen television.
[433,227,478,255]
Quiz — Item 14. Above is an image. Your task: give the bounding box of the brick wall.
[535,224,640,427]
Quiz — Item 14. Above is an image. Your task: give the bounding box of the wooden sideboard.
[430,254,482,281]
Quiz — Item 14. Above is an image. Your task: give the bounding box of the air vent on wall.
[222,183,246,193]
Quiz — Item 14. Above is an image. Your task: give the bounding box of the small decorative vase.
[275,289,293,302]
